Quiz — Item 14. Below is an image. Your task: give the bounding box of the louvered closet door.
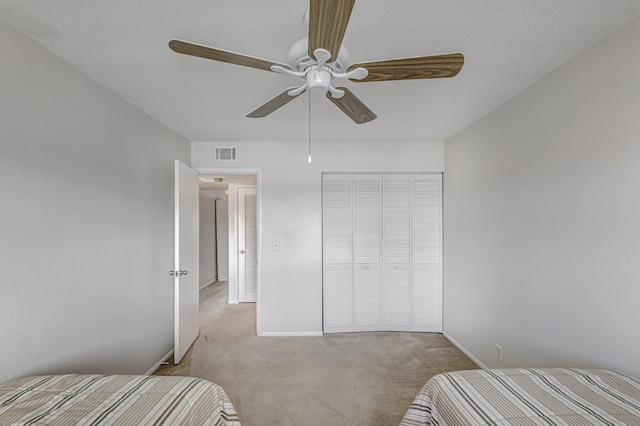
[412,175,442,332]
[382,175,412,330]
[353,175,382,331]
[323,175,353,332]
[323,173,442,334]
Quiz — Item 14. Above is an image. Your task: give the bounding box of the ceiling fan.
[169,0,464,124]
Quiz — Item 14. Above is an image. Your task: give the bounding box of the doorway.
[197,168,262,335]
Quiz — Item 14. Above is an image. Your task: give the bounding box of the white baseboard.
[443,332,487,369]
[145,349,174,375]
[260,331,324,337]
[199,278,217,290]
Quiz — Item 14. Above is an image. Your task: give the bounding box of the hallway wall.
[199,189,226,287]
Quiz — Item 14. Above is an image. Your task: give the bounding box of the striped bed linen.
[400,368,640,425]
[0,374,240,425]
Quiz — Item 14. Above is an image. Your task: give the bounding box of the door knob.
[240,250,245,254]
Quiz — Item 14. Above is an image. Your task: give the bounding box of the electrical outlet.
[496,344,503,362]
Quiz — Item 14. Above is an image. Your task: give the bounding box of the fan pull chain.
[308,91,312,164]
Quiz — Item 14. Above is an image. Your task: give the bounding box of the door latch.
[169,270,188,276]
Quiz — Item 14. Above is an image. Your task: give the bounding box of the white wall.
[192,141,444,335]
[443,18,640,377]
[199,189,225,287]
[0,20,190,383]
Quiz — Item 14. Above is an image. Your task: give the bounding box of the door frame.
[196,167,263,336]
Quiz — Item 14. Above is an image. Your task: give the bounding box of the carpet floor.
[154,282,478,425]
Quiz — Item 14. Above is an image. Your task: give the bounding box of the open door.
[173,160,199,364]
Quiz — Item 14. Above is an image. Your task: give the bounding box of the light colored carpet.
[154,282,478,425]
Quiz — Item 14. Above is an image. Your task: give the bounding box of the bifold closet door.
[412,175,442,332]
[322,175,353,332]
[353,175,382,331]
[323,173,442,333]
[382,175,412,330]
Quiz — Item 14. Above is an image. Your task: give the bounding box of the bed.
[0,374,240,425]
[401,368,640,425]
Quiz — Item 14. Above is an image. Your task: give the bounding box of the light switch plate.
[271,240,280,251]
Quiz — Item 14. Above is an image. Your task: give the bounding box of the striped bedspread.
[0,374,240,425]
[401,368,640,425]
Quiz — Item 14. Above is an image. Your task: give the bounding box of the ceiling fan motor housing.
[288,38,349,73]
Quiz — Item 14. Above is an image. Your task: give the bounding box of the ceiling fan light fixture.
[307,69,331,93]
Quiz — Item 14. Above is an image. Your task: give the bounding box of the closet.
[322,173,442,333]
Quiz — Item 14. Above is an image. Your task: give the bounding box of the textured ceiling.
[1,1,640,142]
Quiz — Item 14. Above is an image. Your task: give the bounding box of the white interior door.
[323,173,443,334]
[322,174,353,333]
[238,187,257,303]
[174,160,199,364]
[382,175,412,330]
[353,174,382,330]
[412,175,443,332]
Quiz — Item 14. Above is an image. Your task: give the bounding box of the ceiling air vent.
[215,147,237,161]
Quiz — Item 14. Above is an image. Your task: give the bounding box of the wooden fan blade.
[348,53,464,82]
[246,88,304,118]
[326,87,377,124]
[308,0,355,62]
[169,39,291,72]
